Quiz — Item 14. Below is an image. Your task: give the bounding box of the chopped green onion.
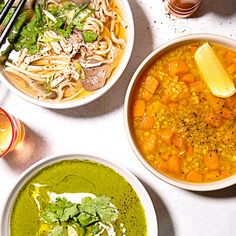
[43,10,57,23]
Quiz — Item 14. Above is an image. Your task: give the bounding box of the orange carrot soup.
[130,42,236,183]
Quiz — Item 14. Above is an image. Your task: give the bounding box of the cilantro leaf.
[97,206,118,224]
[55,197,74,208]
[77,212,99,227]
[80,197,95,214]
[80,196,118,224]
[41,211,58,223]
[94,196,118,224]
[60,205,79,222]
[82,31,98,43]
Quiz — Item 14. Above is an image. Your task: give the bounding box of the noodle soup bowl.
[124,34,236,191]
[0,0,134,109]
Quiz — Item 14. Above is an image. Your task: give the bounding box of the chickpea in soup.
[130,42,236,183]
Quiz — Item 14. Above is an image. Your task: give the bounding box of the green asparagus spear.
[0,11,31,63]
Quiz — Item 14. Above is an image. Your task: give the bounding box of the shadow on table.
[139,179,175,236]
[191,184,236,199]
[51,0,153,118]
[3,124,49,174]
[196,0,236,17]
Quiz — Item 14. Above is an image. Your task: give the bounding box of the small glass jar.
[0,108,25,158]
[165,0,202,18]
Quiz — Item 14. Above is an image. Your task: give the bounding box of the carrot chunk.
[220,107,234,119]
[141,116,155,129]
[157,160,168,172]
[223,130,236,145]
[206,94,225,111]
[203,152,220,170]
[169,102,179,110]
[169,60,189,76]
[187,146,193,155]
[188,81,203,92]
[232,162,236,168]
[180,73,195,83]
[168,156,181,174]
[143,76,160,94]
[205,112,222,127]
[205,170,220,180]
[225,51,236,66]
[160,94,171,104]
[186,171,203,182]
[178,91,191,100]
[227,64,236,75]
[142,89,153,101]
[225,94,236,109]
[132,99,146,117]
[160,153,171,161]
[160,128,174,145]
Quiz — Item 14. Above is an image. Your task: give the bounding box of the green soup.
[10,160,147,236]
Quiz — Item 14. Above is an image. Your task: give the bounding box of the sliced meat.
[72,29,84,41]
[82,64,111,91]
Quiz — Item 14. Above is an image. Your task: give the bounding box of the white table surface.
[1,0,236,235]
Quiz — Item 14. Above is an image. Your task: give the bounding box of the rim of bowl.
[0,0,135,109]
[124,33,236,191]
[0,153,158,236]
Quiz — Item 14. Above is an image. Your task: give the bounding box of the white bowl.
[0,1,134,109]
[0,154,158,235]
[124,34,236,191]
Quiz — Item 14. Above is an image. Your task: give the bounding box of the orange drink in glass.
[0,108,25,158]
[165,0,202,18]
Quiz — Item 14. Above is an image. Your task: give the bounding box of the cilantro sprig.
[40,196,118,236]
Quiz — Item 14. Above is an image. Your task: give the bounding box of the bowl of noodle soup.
[0,0,134,109]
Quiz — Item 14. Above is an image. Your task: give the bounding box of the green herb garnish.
[12,1,95,55]
[40,196,118,235]
[82,31,98,43]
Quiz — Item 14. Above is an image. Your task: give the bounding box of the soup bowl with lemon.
[124,34,236,191]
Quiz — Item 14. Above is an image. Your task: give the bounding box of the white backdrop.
[0,0,236,235]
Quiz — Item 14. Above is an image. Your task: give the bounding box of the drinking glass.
[165,0,202,18]
[0,108,25,158]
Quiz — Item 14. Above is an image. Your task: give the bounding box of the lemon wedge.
[194,43,236,98]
